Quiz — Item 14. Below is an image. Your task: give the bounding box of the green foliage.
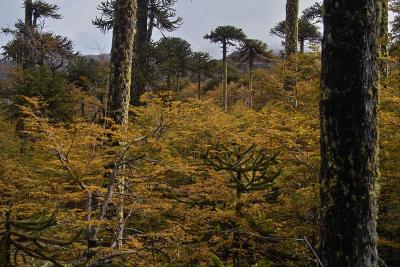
[5,67,77,123]
[28,0,62,26]
[154,37,192,89]
[211,255,225,267]
[204,26,247,47]
[93,0,182,34]
[270,19,321,52]
[203,144,280,194]
[301,2,322,23]
[2,7,74,70]
[235,39,274,68]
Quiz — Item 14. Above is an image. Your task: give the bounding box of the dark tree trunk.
[249,59,254,109]
[24,0,33,26]
[300,37,305,54]
[176,72,180,91]
[379,0,389,85]
[147,0,155,44]
[107,0,137,125]
[320,1,380,266]
[198,72,201,100]
[131,0,149,106]
[284,0,299,99]
[222,40,228,111]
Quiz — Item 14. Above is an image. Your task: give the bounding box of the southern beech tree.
[320,1,380,266]
[284,0,299,102]
[107,0,136,125]
[204,26,246,111]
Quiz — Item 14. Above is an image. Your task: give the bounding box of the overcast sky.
[0,0,318,58]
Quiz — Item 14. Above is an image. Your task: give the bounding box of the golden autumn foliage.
[0,51,399,266]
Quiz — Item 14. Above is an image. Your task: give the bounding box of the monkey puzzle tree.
[204,26,246,111]
[93,0,182,106]
[379,0,389,82]
[107,0,136,125]
[0,210,80,266]
[235,39,274,109]
[2,1,71,69]
[132,0,150,106]
[155,36,192,91]
[284,0,299,101]
[24,0,61,27]
[270,19,321,54]
[320,1,380,266]
[301,2,322,23]
[202,144,280,265]
[190,51,214,99]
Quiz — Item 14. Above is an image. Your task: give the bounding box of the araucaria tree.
[190,51,213,99]
[270,19,321,54]
[154,36,192,91]
[107,0,136,125]
[2,0,73,69]
[235,39,273,109]
[204,26,246,111]
[284,0,299,98]
[320,1,380,266]
[93,0,182,106]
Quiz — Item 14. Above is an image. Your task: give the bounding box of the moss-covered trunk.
[320,1,380,266]
[131,0,149,106]
[107,0,137,125]
[284,0,299,92]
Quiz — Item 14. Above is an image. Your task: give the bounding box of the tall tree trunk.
[379,0,389,86]
[106,0,136,250]
[284,0,299,101]
[147,0,155,44]
[249,59,254,109]
[131,0,149,106]
[107,0,137,125]
[176,72,180,91]
[222,41,228,111]
[24,0,33,26]
[320,1,380,266]
[198,72,201,100]
[300,37,305,54]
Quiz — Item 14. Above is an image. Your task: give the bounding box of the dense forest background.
[0,0,399,266]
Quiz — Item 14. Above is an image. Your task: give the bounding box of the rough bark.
[320,1,380,266]
[379,0,389,84]
[285,0,299,57]
[107,0,137,125]
[131,0,149,106]
[284,0,299,101]
[24,0,33,26]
